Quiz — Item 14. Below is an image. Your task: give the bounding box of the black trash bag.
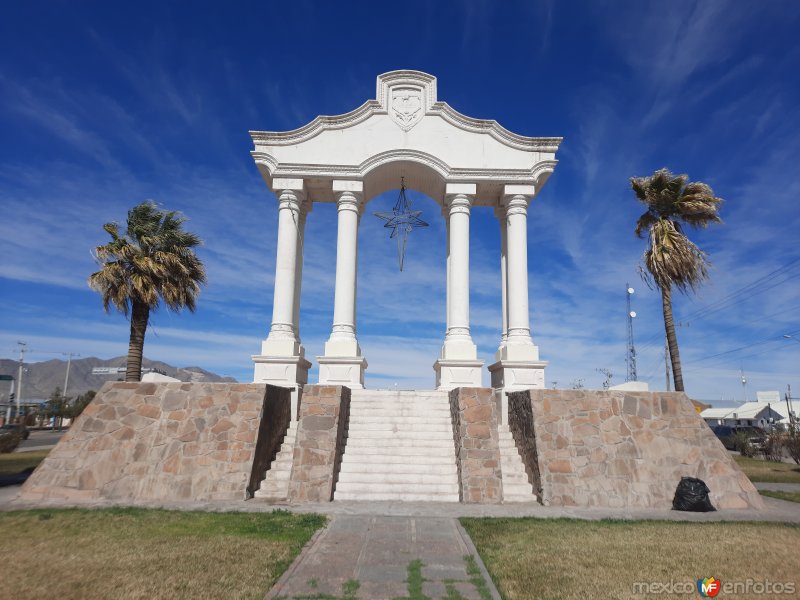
[672,476,716,512]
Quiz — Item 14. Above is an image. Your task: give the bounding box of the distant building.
[701,391,790,429]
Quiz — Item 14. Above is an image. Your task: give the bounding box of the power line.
[679,257,800,324]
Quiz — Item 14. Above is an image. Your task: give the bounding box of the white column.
[262,181,306,356]
[253,178,311,420]
[318,180,368,388]
[444,205,451,333]
[495,205,509,357]
[502,189,538,359]
[488,185,546,423]
[442,189,476,357]
[324,182,364,356]
[434,183,483,389]
[292,199,310,342]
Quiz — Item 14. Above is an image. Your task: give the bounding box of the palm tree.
[89,201,207,382]
[631,168,723,392]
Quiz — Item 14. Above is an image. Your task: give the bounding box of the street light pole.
[4,379,13,424]
[16,342,26,423]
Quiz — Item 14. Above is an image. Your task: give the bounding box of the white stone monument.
[250,70,561,419]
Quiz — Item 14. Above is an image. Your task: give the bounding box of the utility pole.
[16,341,26,423]
[62,352,79,399]
[625,285,638,382]
[787,384,795,432]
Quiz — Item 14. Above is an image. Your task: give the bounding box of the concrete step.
[349,415,453,425]
[344,438,455,448]
[333,481,459,495]
[337,471,459,485]
[340,444,456,456]
[343,429,454,440]
[500,471,529,483]
[496,429,536,502]
[347,407,452,416]
[334,491,460,502]
[339,462,457,476]
[340,452,456,465]
[350,390,448,397]
[347,422,453,433]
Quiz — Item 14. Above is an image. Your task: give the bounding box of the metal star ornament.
[374,178,429,271]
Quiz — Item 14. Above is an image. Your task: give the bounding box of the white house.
[701,394,789,429]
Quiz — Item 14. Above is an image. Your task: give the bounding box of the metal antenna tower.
[625,284,638,381]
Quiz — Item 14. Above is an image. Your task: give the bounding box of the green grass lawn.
[461,518,800,600]
[734,455,800,483]
[761,490,800,504]
[0,508,325,600]
[0,449,49,474]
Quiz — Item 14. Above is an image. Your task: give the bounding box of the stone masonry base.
[19,382,289,503]
[508,389,764,510]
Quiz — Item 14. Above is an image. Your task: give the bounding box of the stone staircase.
[253,421,297,501]
[334,390,461,502]
[498,424,538,502]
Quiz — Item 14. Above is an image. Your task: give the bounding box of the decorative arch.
[250,70,562,421]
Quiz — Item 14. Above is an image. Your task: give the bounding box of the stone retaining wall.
[509,389,763,509]
[19,382,288,503]
[287,385,350,503]
[449,387,502,503]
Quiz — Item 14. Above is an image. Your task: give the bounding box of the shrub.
[0,431,22,454]
[730,431,755,457]
[760,432,785,462]
[786,432,800,465]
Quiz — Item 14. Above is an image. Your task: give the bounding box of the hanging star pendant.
[374,182,428,271]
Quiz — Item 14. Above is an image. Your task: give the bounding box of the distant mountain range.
[0,356,238,401]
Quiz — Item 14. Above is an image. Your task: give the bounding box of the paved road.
[16,430,64,451]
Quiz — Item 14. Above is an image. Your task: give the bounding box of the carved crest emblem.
[390,88,423,131]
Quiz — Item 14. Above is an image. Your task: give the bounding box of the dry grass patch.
[461,518,800,600]
[0,449,49,474]
[0,508,325,600]
[734,455,800,483]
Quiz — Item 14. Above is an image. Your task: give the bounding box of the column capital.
[502,193,531,216]
[444,192,474,215]
[334,190,364,213]
[276,186,307,212]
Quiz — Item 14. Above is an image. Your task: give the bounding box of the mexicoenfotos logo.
[697,577,721,597]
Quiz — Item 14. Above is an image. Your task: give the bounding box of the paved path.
[267,515,499,600]
[755,482,800,492]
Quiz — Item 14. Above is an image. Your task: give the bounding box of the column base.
[488,359,548,424]
[494,340,540,362]
[434,359,484,390]
[252,354,312,421]
[317,356,367,389]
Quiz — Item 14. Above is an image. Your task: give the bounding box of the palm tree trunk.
[126,301,149,382]
[661,285,685,392]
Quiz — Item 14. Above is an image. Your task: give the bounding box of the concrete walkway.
[267,515,499,600]
[755,482,800,492]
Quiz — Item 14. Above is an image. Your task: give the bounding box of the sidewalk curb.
[264,515,333,600]
[455,518,503,600]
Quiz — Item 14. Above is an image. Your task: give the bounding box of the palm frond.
[87,200,206,316]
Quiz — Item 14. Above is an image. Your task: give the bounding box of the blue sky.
[1,0,798,405]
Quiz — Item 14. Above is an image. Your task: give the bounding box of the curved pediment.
[250,70,562,205]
